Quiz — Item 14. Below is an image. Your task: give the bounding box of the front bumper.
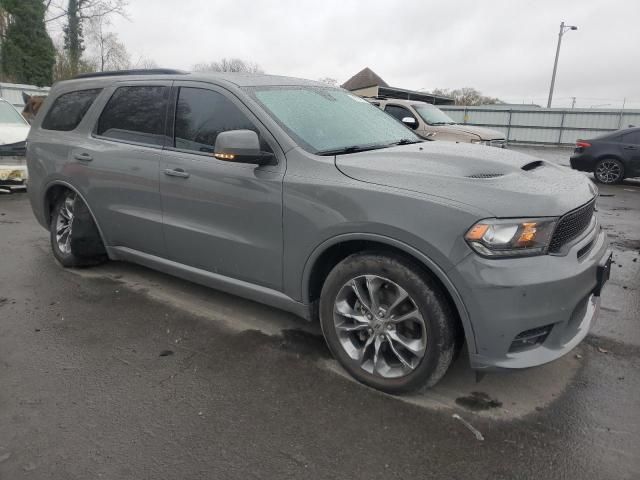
[450,219,609,370]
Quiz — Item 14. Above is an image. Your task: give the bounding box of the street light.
[546,21,578,108]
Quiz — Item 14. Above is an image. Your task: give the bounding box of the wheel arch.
[302,233,477,353]
[43,180,109,249]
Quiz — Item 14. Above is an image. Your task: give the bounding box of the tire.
[594,158,624,184]
[50,191,107,268]
[319,252,459,394]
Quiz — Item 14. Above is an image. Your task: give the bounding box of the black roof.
[73,69,187,79]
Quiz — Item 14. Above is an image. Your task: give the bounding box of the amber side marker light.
[465,224,489,241]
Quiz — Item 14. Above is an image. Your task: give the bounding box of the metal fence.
[439,105,640,146]
[0,82,50,109]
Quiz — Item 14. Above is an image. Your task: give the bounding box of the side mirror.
[213,130,274,165]
[401,116,418,129]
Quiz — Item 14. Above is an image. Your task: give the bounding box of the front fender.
[299,232,477,354]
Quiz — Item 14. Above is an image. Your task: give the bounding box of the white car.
[0,98,30,192]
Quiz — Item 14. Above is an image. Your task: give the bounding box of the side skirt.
[107,246,311,320]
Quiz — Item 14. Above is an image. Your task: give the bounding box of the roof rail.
[72,69,187,79]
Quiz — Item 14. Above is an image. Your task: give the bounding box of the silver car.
[26,70,611,393]
[372,98,507,147]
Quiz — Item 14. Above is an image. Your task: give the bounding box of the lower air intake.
[509,324,553,352]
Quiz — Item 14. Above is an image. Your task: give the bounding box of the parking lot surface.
[1,146,639,479]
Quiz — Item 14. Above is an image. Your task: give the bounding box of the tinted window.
[385,105,418,129]
[174,87,258,154]
[621,131,640,145]
[41,89,102,131]
[385,105,416,122]
[96,86,169,146]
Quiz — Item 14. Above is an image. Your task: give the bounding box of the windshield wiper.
[391,138,423,146]
[316,144,388,156]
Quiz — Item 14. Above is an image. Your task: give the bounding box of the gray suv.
[27,70,611,393]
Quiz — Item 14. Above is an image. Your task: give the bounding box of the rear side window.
[41,89,102,131]
[174,87,259,154]
[96,86,169,146]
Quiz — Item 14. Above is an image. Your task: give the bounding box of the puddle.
[455,391,503,411]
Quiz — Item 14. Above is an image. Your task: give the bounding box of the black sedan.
[570,127,640,184]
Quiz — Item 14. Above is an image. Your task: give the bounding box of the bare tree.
[45,0,127,75]
[431,87,503,106]
[193,58,263,74]
[317,77,338,87]
[131,56,158,69]
[87,15,129,71]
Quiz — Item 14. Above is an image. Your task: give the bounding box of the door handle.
[73,152,93,162]
[163,168,190,178]
[623,145,637,150]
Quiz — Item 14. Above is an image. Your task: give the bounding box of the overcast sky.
[98,0,639,108]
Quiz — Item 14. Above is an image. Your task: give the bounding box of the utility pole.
[571,97,576,109]
[547,22,578,108]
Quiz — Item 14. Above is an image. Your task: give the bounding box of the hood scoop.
[521,160,544,171]
[466,173,504,179]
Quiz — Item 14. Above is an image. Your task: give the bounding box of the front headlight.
[465,218,558,258]
[470,139,484,145]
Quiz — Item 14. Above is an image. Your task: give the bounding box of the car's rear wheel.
[319,253,458,394]
[594,158,624,184]
[50,191,106,267]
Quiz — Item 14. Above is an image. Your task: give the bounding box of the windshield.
[413,104,456,125]
[0,101,27,125]
[248,86,420,154]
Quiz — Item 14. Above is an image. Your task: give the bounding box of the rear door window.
[96,86,169,146]
[173,87,260,154]
[41,89,102,131]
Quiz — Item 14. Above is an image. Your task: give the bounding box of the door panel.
[72,81,171,257]
[79,140,166,256]
[619,131,640,175]
[160,84,284,290]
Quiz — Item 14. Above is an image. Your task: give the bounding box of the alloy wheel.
[595,160,622,184]
[333,275,427,378]
[55,194,76,255]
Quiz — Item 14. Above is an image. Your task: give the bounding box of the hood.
[0,124,29,145]
[439,124,505,140]
[335,142,596,218]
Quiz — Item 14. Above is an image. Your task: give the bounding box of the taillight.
[576,140,591,148]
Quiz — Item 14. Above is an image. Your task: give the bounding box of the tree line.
[0,0,146,86]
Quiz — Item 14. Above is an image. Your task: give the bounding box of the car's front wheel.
[319,253,459,394]
[594,158,624,184]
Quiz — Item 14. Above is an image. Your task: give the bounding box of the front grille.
[549,198,596,253]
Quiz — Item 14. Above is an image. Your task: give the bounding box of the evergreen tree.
[0,0,55,86]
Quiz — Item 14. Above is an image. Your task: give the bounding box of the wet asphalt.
[1,147,639,479]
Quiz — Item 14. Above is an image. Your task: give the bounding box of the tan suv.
[370,98,506,147]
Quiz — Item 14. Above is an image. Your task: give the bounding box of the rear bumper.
[570,153,596,172]
[450,221,609,370]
